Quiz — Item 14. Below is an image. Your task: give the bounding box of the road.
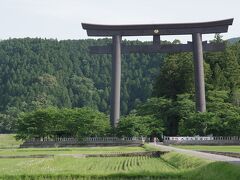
[150,143,240,164]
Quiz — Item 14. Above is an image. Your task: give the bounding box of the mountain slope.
[0,38,164,115]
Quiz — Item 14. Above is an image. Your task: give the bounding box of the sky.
[0,0,239,42]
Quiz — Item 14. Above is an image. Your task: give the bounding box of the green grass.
[0,151,239,180]
[143,143,163,151]
[0,135,240,179]
[172,145,240,153]
[0,152,206,178]
[0,134,22,148]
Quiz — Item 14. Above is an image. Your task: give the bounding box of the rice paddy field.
[0,134,240,180]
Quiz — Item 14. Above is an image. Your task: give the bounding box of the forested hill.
[228,37,240,44]
[1,37,240,135]
[0,38,164,116]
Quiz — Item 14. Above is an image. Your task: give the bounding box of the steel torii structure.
[82,18,233,127]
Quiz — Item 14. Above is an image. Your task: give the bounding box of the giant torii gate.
[82,19,233,127]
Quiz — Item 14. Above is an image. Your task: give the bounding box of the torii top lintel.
[82,19,233,36]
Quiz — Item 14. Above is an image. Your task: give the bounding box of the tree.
[153,53,203,98]
[73,108,110,139]
[116,115,164,138]
[178,91,240,136]
[0,113,11,133]
[179,112,218,136]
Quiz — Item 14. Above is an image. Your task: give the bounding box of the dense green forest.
[1,36,240,137]
[0,38,164,133]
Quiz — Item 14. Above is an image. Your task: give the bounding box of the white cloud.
[0,0,239,42]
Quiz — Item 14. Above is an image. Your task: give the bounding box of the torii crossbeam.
[82,19,234,127]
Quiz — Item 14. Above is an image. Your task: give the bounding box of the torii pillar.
[192,33,206,112]
[111,35,122,127]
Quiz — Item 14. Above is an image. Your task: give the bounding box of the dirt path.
[151,143,240,164]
